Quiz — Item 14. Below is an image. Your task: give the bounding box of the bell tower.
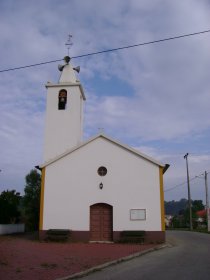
[43,56,86,162]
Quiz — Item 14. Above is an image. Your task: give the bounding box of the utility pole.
[184,153,193,230]
[204,171,210,232]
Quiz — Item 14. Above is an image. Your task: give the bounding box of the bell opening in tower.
[58,89,67,110]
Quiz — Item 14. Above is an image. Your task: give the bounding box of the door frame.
[90,203,113,241]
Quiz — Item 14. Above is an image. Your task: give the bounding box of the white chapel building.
[38,56,169,243]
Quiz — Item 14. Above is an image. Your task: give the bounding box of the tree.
[165,199,188,215]
[165,199,205,229]
[192,200,204,213]
[23,169,41,231]
[0,190,21,223]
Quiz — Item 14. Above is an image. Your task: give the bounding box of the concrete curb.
[56,244,169,280]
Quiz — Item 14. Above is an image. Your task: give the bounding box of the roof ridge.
[39,133,166,169]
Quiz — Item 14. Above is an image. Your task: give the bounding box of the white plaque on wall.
[130,209,146,220]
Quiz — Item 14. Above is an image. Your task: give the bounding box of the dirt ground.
[0,234,156,280]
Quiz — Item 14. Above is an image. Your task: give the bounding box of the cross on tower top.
[98,128,104,134]
[65,34,73,56]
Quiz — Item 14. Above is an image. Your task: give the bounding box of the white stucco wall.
[43,137,162,231]
[44,84,84,162]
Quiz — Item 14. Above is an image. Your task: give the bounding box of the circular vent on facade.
[97,166,107,176]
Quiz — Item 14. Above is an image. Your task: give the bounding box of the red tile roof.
[196,209,206,217]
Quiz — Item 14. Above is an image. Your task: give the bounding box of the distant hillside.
[164,199,188,215]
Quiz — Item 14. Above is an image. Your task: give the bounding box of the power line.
[0,59,62,73]
[164,177,197,193]
[0,29,210,73]
[164,171,210,193]
[71,29,210,59]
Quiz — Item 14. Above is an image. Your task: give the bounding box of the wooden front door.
[90,203,113,241]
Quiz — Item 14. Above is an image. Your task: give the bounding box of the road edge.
[56,244,169,280]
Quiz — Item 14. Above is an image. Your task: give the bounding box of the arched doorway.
[90,203,113,241]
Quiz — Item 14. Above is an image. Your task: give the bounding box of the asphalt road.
[80,231,210,280]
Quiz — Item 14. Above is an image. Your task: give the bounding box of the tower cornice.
[45,82,86,100]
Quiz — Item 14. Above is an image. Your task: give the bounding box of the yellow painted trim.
[39,167,45,230]
[159,166,165,231]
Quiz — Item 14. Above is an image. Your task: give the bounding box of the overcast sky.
[0,0,210,202]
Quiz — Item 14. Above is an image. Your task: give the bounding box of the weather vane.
[65,34,73,56]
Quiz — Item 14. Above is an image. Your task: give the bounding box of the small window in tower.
[97,166,107,176]
[58,89,67,110]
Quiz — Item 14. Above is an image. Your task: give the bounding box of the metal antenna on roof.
[65,34,73,56]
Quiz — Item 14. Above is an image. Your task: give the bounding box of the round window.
[97,166,107,176]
